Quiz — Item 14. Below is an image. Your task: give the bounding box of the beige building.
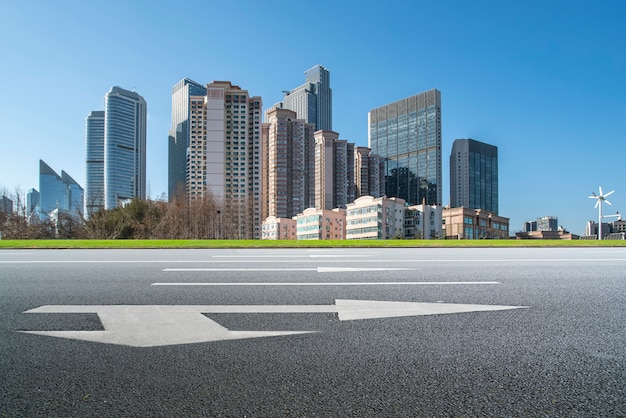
[442,207,509,239]
[354,146,384,199]
[261,216,297,240]
[346,196,405,240]
[187,81,263,239]
[313,130,357,210]
[262,108,316,220]
[296,207,346,240]
[405,204,442,239]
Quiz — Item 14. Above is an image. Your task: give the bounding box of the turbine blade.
[605,190,615,197]
[606,200,612,205]
[588,195,597,199]
[599,186,603,196]
[595,200,600,208]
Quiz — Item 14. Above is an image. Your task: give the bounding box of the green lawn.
[1,239,625,249]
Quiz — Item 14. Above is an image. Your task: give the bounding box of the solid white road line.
[152,281,500,286]
[162,267,415,272]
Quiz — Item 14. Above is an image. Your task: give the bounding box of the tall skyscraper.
[38,160,83,220]
[168,78,207,199]
[263,107,316,219]
[281,64,332,131]
[172,80,263,238]
[85,110,105,215]
[450,138,498,214]
[314,130,353,210]
[103,87,147,209]
[26,188,39,219]
[354,146,384,199]
[368,89,442,206]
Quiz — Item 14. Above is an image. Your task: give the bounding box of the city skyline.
[1,1,624,235]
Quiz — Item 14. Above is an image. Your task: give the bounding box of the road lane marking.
[152,281,500,286]
[20,300,527,347]
[2,258,626,264]
[162,267,415,272]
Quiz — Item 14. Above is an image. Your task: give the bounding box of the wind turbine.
[588,186,614,240]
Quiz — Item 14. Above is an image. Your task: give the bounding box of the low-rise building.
[516,229,579,240]
[261,216,297,240]
[346,196,405,240]
[296,207,345,240]
[442,207,509,239]
[405,204,442,239]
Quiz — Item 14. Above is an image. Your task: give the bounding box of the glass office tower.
[450,138,498,214]
[368,89,442,206]
[168,78,207,200]
[85,110,105,215]
[38,160,83,220]
[282,64,332,131]
[104,87,147,209]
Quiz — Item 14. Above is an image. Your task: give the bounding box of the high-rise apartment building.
[103,87,147,209]
[263,107,316,219]
[354,146,384,199]
[281,64,332,131]
[176,81,263,238]
[38,160,83,220]
[85,110,105,215]
[368,89,442,206]
[168,79,207,199]
[314,130,353,210]
[450,138,498,214]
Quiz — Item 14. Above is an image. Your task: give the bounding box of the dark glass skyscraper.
[85,110,105,215]
[282,64,332,131]
[450,138,498,214]
[368,89,442,206]
[38,160,83,220]
[168,79,207,200]
[104,87,147,209]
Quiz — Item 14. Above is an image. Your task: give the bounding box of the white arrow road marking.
[19,300,527,347]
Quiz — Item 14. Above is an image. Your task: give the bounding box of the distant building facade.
[296,207,345,240]
[102,87,147,210]
[178,81,263,238]
[369,89,442,206]
[0,195,13,216]
[584,218,625,240]
[85,110,105,215]
[281,64,332,131]
[442,207,509,239]
[450,138,498,214]
[263,107,316,219]
[261,216,297,240]
[523,216,558,232]
[354,146,384,199]
[405,203,443,239]
[168,79,208,199]
[314,130,354,210]
[38,160,83,221]
[346,196,405,240]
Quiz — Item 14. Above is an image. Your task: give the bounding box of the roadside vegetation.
[2,191,624,248]
[1,239,625,249]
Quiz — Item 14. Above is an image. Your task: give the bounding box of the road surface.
[1,247,624,416]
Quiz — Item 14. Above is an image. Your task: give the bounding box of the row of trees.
[0,189,255,240]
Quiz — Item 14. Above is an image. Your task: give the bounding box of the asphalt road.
[1,247,624,417]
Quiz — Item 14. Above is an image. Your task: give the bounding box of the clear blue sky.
[1,1,624,235]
